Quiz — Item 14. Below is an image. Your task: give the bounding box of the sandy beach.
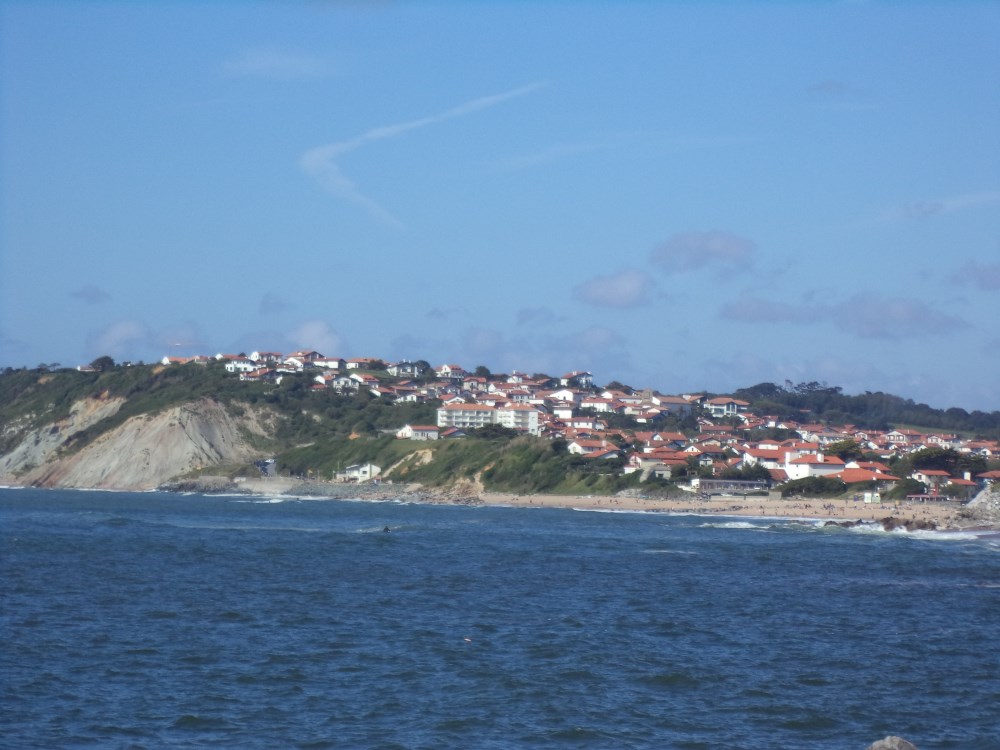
[477,491,963,528]
[226,476,966,528]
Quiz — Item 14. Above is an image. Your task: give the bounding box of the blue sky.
[2,1,998,411]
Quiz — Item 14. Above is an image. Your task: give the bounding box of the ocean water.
[2,489,998,749]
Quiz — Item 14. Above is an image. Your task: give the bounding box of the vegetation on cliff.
[2,362,997,495]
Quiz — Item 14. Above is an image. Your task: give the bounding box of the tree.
[780,476,846,498]
[604,380,632,392]
[469,424,519,440]
[825,439,864,462]
[474,365,491,379]
[735,382,785,401]
[90,355,115,372]
[721,463,772,481]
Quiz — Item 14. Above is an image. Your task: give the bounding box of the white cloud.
[288,320,344,356]
[887,191,1000,220]
[573,269,654,308]
[222,48,334,79]
[299,82,546,226]
[650,231,755,275]
[86,321,148,360]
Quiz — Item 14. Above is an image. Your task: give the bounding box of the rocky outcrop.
[0,398,272,491]
[878,516,937,532]
[867,737,918,750]
[956,487,1000,526]
[823,517,937,532]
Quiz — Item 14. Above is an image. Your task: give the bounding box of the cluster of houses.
[159,350,1000,498]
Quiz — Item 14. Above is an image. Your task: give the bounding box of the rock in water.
[867,737,918,750]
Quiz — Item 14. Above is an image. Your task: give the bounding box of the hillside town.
[150,350,1000,499]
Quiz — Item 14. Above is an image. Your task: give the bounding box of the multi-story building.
[437,403,541,435]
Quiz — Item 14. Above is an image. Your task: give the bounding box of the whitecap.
[699,521,765,530]
[642,548,698,555]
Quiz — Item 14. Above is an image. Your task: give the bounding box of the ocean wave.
[698,520,767,530]
[642,548,698,555]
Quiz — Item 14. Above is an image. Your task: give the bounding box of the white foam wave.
[571,507,658,515]
[642,548,698,555]
[699,521,764,530]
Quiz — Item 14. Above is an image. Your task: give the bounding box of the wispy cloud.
[288,320,344,356]
[650,231,755,276]
[0,332,29,360]
[86,320,149,360]
[719,296,820,324]
[950,260,1000,291]
[516,306,563,327]
[720,292,968,339]
[299,82,547,226]
[427,307,470,321]
[71,285,111,305]
[223,48,334,79]
[804,78,874,111]
[495,142,603,172]
[573,269,654,309]
[833,294,967,339]
[259,292,293,315]
[887,191,1000,220]
[389,323,630,380]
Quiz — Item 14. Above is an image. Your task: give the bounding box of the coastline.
[6,474,994,531]
[152,476,988,531]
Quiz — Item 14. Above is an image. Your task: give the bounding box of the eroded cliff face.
[0,394,126,480]
[0,398,273,491]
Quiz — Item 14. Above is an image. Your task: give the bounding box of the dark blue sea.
[2,488,998,749]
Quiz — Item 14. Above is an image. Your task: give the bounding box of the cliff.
[0,397,272,491]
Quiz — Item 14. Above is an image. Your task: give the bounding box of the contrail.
[299,81,547,227]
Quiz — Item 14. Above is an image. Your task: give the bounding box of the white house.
[704,397,750,418]
[249,351,282,363]
[224,358,257,374]
[435,364,467,380]
[387,361,425,378]
[313,358,346,371]
[560,371,594,388]
[784,453,846,481]
[396,424,440,441]
[337,463,382,482]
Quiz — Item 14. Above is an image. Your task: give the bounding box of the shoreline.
[4,476,993,532]
[165,476,986,531]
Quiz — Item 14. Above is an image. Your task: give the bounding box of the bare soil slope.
[1,398,271,491]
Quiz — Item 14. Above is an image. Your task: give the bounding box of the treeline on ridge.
[733,381,1000,438]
